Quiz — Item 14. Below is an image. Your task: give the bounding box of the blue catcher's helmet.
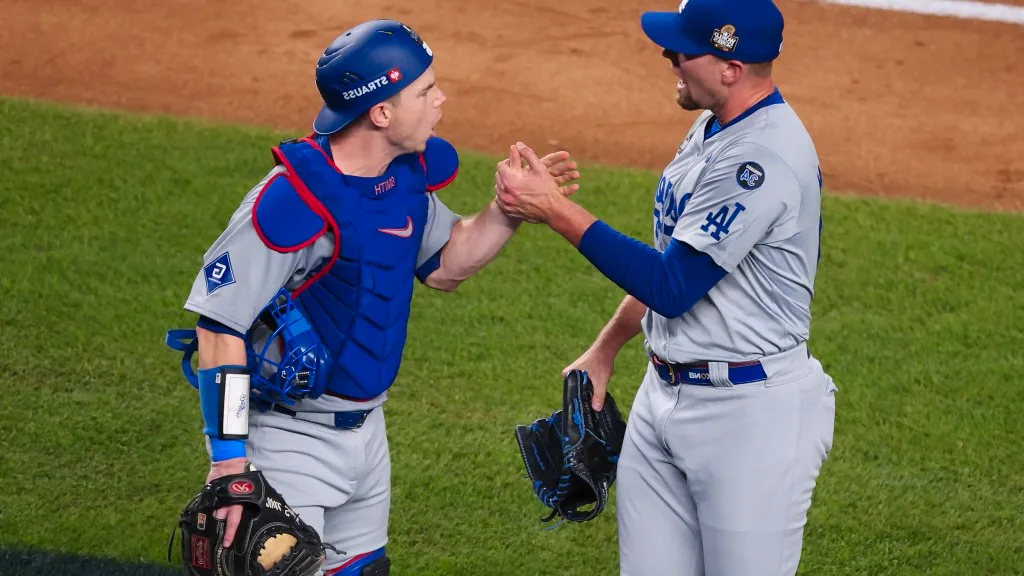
[313,19,434,135]
[246,288,330,406]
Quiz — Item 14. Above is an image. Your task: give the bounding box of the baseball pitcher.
[494,0,837,574]
[165,19,578,576]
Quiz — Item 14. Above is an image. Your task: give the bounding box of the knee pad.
[326,547,390,576]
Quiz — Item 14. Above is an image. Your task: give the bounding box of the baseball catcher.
[169,465,335,576]
[514,370,627,524]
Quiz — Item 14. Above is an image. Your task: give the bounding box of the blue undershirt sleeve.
[196,315,245,339]
[577,220,727,318]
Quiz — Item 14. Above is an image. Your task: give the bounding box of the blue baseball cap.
[641,0,784,63]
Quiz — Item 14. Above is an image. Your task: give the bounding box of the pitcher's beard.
[677,92,701,111]
[676,81,701,111]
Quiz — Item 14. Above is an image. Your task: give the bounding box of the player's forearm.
[592,295,647,354]
[195,327,249,462]
[196,327,247,368]
[545,197,598,247]
[426,198,521,291]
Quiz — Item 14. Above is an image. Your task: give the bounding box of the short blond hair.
[745,61,773,78]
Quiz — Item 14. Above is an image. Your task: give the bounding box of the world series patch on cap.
[710,24,739,52]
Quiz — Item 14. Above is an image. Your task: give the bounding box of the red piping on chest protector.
[301,136,344,174]
[418,154,457,193]
[250,172,328,253]
[269,145,342,299]
[427,167,458,192]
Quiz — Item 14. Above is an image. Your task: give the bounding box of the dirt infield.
[1,0,1020,210]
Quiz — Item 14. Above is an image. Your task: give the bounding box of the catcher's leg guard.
[326,547,390,576]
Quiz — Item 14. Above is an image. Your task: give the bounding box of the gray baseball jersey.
[183,165,461,335]
[180,162,461,567]
[643,97,822,363]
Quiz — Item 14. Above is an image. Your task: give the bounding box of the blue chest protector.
[252,136,458,400]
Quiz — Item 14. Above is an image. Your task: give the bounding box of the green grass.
[1,96,1023,575]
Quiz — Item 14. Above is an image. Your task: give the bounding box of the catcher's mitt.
[514,369,628,524]
[169,466,335,576]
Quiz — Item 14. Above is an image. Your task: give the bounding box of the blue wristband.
[198,366,249,462]
[207,437,246,462]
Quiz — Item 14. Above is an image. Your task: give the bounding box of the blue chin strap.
[164,288,331,405]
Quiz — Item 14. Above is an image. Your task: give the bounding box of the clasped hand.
[495,142,579,223]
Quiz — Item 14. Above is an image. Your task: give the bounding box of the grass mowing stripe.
[0,97,1022,575]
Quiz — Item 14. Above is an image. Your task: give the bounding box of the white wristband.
[220,371,250,439]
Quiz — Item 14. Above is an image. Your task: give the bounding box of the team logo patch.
[711,24,739,52]
[736,161,765,190]
[196,512,207,530]
[700,202,746,241]
[229,480,255,495]
[204,252,235,295]
[387,68,402,83]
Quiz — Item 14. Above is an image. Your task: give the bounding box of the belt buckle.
[650,351,679,385]
[663,361,678,384]
[334,409,371,430]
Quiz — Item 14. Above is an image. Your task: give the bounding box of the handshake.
[492,142,582,225]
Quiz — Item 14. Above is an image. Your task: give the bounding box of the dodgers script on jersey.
[645,95,822,363]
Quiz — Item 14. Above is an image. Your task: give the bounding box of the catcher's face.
[385,67,446,154]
